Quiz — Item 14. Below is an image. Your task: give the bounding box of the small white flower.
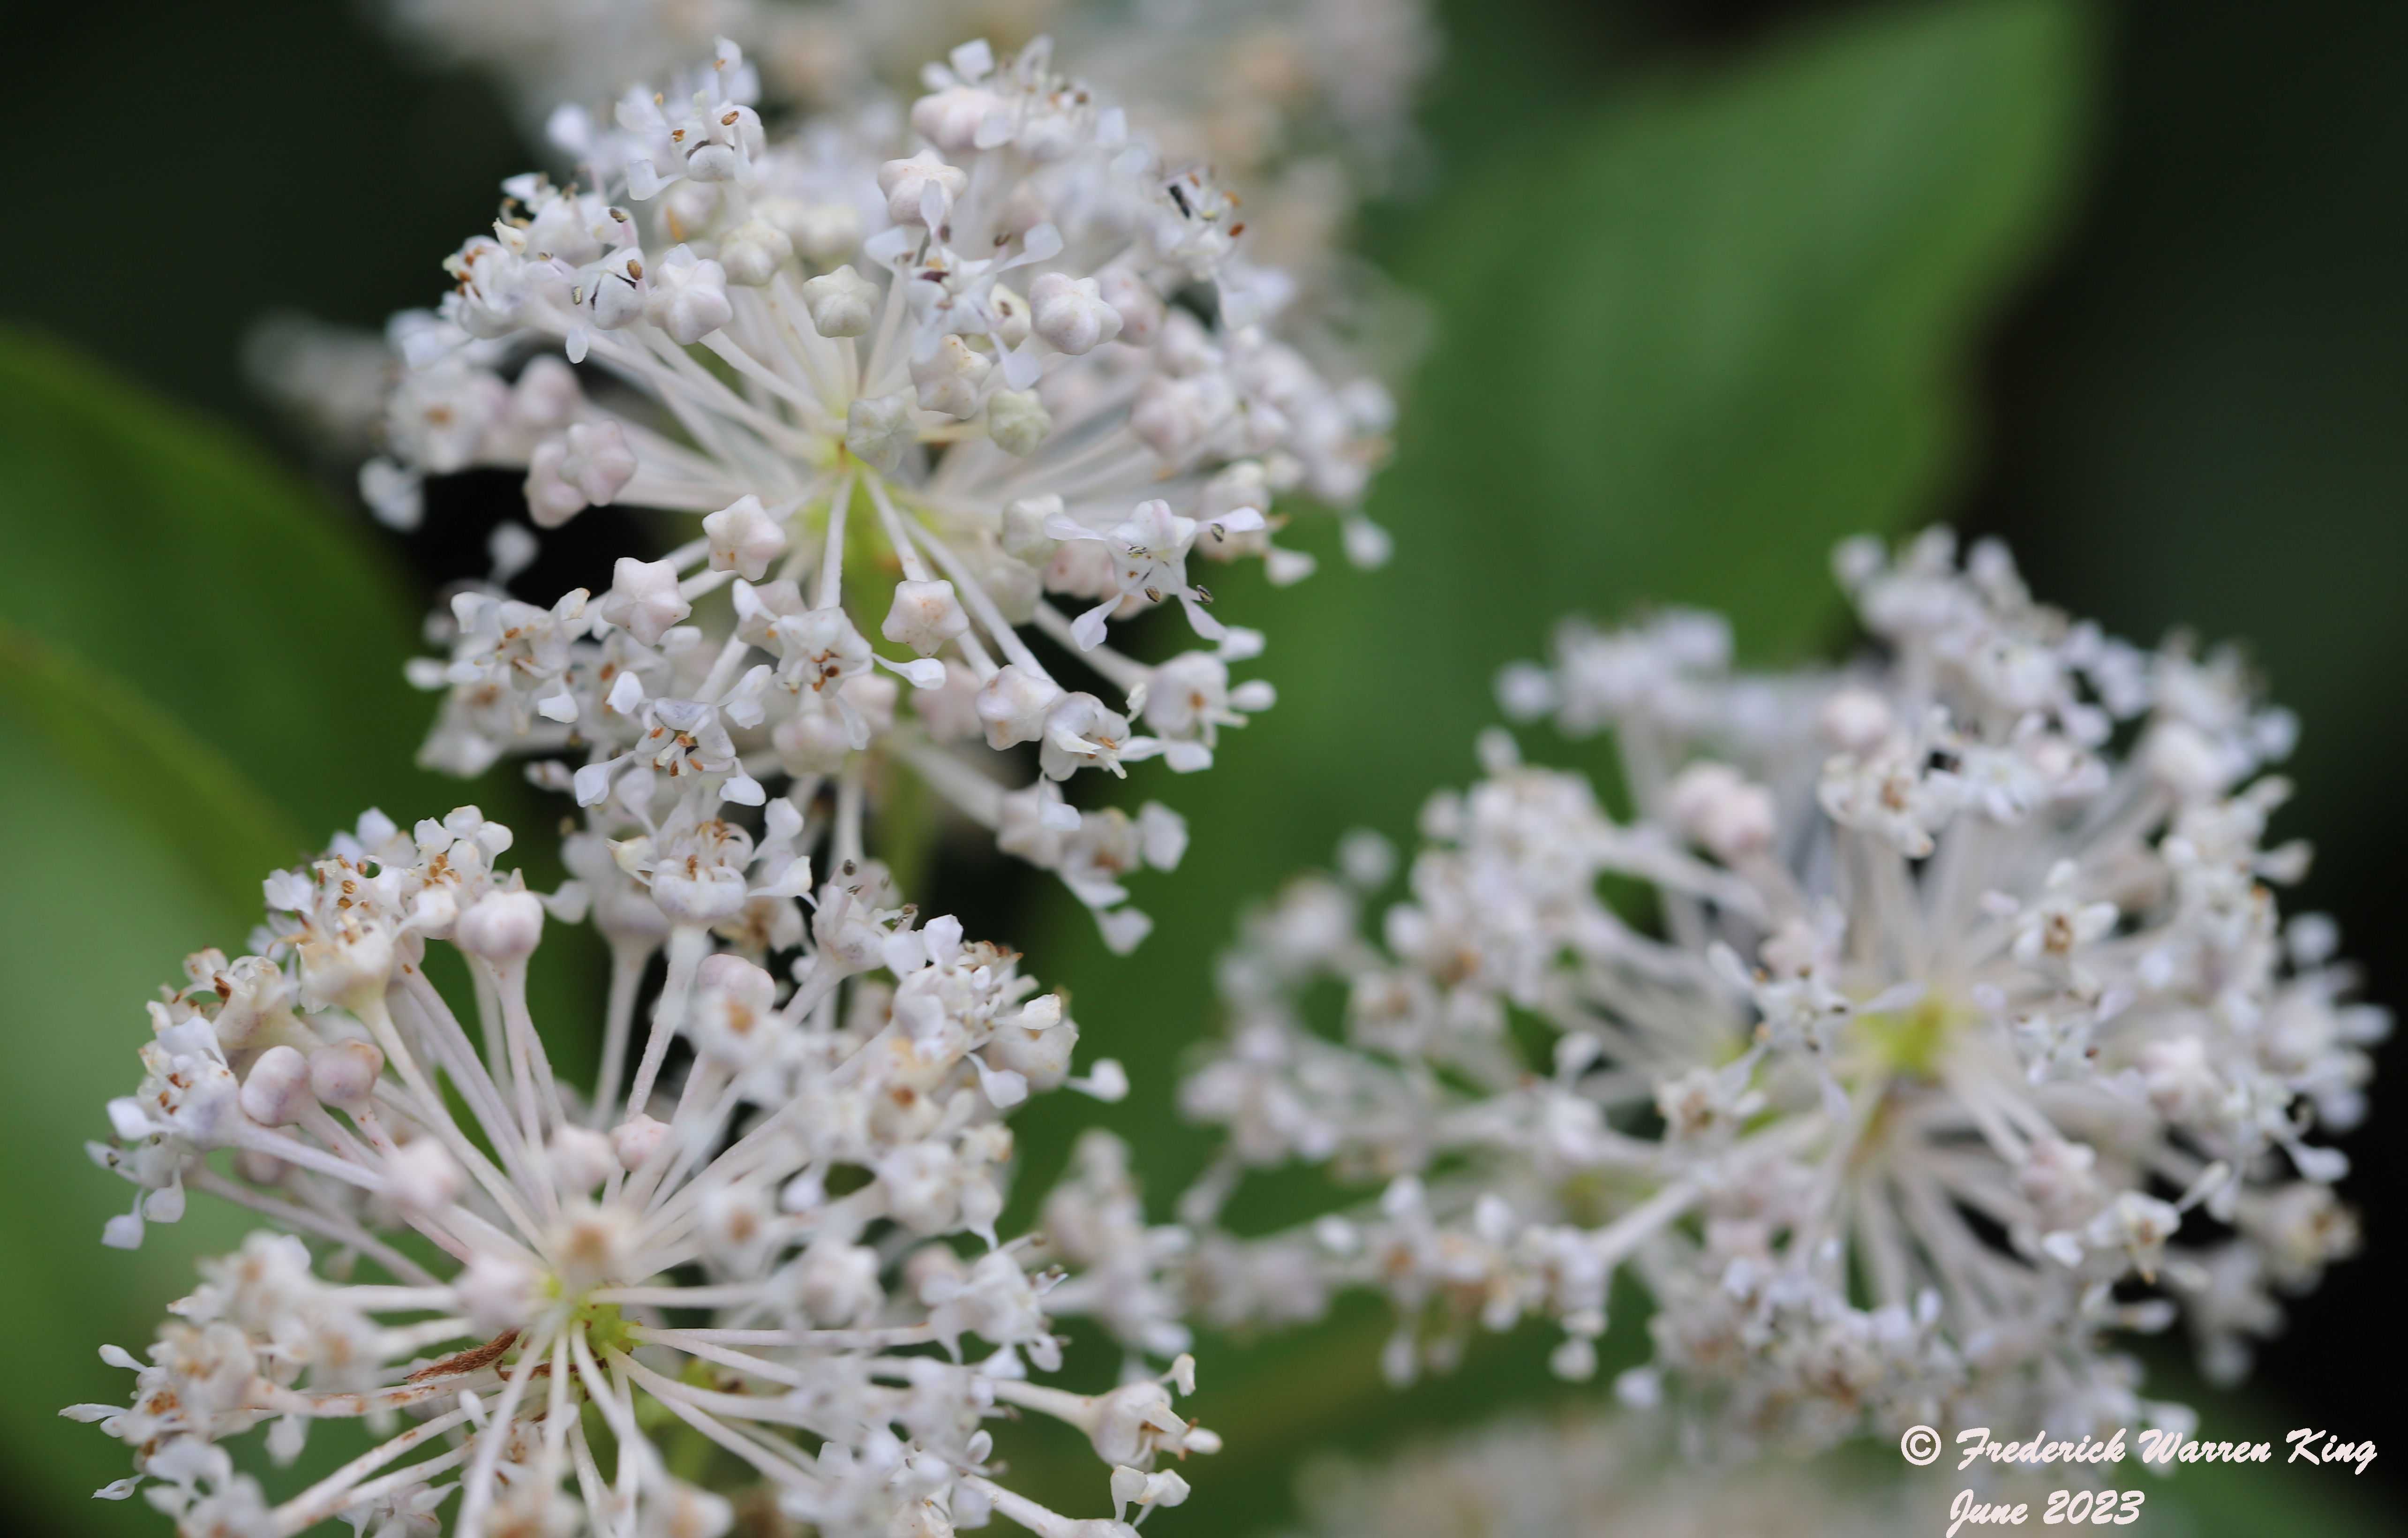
[701,494,788,581]
[1029,271,1124,354]
[641,245,732,343]
[974,664,1063,749]
[909,333,993,417]
[880,578,970,656]
[801,264,880,337]
[877,149,968,226]
[598,556,691,645]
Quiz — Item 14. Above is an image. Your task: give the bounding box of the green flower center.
[1857,991,1960,1080]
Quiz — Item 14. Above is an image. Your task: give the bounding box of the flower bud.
[698,953,777,1010]
[648,1484,736,1538]
[2139,1037,2222,1124]
[988,282,1032,348]
[1666,761,1776,863]
[775,702,858,775]
[599,556,692,645]
[1130,375,1213,460]
[1817,687,1893,754]
[559,420,636,509]
[798,1240,882,1325]
[309,1041,384,1110]
[385,1137,463,1215]
[611,1114,671,1170]
[642,247,732,345]
[802,264,880,338]
[845,392,915,473]
[233,1149,288,1185]
[980,556,1040,625]
[882,579,971,656]
[976,665,1064,750]
[523,436,589,527]
[876,150,966,226]
[457,891,546,964]
[2146,720,2232,801]
[1001,495,1062,562]
[512,355,582,429]
[1029,272,1123,355]
[239,1047,315,1128]
[912,84,1002,154]
[548,1125,617,1197]
[298,921,397,1011]
[703,494,789,581]
[1097,268,1163,345]
[757,196,860,264]
[717,219,793,286]
[911,335,992,418]
[987,388,1051,455]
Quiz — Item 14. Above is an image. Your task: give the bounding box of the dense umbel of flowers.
[369,35,1394,950]
[268,0,1431,452]
[72,792,1214,1538]
[1174,530,2378,1454]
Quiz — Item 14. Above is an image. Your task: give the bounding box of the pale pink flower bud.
[455,891,545,964]
[238,1047,315,1128]
[309,1042,384,1110]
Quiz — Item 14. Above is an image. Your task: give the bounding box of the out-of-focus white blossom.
[384,0,1435,281]
[242,312,400,459]
[1176,531,2375,1456]
[1283,1406,2007,1538]
[75,786,1210,1537]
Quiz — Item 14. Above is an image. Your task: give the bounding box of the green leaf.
[1398,0,2090,660]
[0,325,447,1532]
[0,321,451,839]
[0,628,288,1532]
[0,320,606,1050]
[1000,1,2095,1529]
[0,622,310,890]
[0,329,599,1527]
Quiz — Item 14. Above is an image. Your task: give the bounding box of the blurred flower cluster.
[380,0,1435,286]
[1176,530,2378,1454]
[1284,1407,1970,1538]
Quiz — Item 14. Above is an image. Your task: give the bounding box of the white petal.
[720,773,767,807]
[1039,799,1082,832]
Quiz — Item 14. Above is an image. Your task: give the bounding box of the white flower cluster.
[369,34,1395,949]
[384,0,1436,266]
[1175,531,2378,1455]
[1286,1407,1956,1538]
[73,800,1212,1538]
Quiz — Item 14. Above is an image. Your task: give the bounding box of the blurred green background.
[1,0,2400,1533]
